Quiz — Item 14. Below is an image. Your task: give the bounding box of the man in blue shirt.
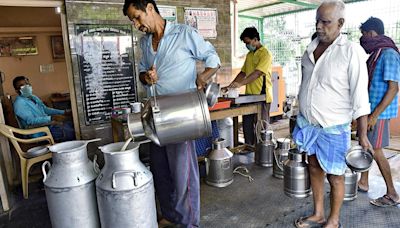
[359,17,400,207]
[123,1,220,227]
[13,76,75,142]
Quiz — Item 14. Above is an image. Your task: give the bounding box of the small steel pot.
[345,146,374,172]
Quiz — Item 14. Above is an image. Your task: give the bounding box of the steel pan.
[345,145,373,172]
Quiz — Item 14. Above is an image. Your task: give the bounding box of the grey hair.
[320,0,346,20]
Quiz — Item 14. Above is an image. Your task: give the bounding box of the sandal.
[357,185,368,193]
[370,194,400,207]
[295,217,326,228]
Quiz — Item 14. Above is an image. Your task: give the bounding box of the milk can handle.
[42,161,51,183]
[255,120,272,143]
[273,149,284,171]
[151,84,160,113]
[112,170,137,189]
[93,154,100,174]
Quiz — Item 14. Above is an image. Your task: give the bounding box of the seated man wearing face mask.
[12,76,75,142]
[223,27,273,145]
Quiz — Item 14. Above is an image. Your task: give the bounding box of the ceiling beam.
[343,0,368,3]
[279,0,318,8]
[239,2,283,13]
[238,15,263,20]
[263,7,314,18]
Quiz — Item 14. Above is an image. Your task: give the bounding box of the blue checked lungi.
[292,114,351,175]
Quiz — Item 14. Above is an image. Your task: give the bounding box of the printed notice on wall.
[159,5,177,23]
[75,24,136,125]
[184,7,218,39]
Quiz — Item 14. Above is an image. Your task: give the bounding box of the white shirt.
[298,34,370,128]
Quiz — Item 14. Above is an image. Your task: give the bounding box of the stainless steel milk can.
[283,148,311,198]
[273,138,291,178]
[42,139,100,228]
[128,88,212,146]
[96,142,157,228]
[205,138,234,187]
[344,167,358,201]
[255,130,275,167]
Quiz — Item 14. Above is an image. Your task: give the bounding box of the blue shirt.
[13,95,65,128]
[139,22,221,96]
[369,48,400,119]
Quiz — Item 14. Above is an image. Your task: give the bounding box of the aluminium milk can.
[344,168,358,201]
[42,139,100,228]
[255,130,275,167]
[205,138,234,187]
[273,138,291,179]
[96,142,157,228]
[128,88,212,146]
[283,148,311,198]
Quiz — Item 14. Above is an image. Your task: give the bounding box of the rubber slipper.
[357,185,368,193]
[322,222,342,228]
[370,194,400,207]
[295,217,325,228]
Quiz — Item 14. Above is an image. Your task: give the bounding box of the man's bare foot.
[323,222,341,228]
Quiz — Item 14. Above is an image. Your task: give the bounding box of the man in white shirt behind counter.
[292,1,372,228]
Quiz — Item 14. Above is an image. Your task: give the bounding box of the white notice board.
[184,7,218,39]
[159,5,177,23]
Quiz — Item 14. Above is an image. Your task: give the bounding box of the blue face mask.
[20,85,33,97]
[246,43,256,52]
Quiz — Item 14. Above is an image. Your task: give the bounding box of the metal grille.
[260,0,400,96]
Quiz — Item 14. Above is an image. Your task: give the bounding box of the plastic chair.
[0,124,54,199]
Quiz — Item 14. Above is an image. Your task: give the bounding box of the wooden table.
[210,102,263,146]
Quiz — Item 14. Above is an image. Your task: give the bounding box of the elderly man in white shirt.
[292,1,371,228]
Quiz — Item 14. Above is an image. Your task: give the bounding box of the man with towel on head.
[358,16,400,207]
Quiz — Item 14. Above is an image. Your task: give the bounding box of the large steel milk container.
[283,148,311,198]
[205,138,234,187]
[128,88,212,146]
[42,139,100,228]
[96,142,157,228]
